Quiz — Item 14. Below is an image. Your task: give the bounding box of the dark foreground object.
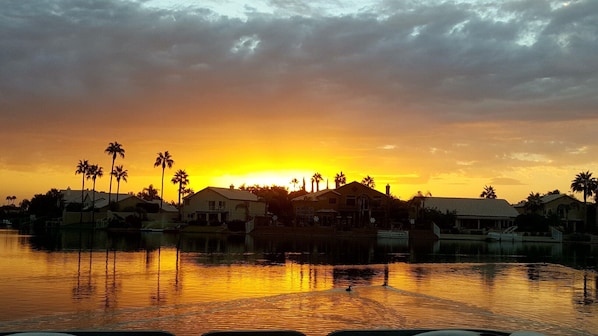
[0,329,545,336]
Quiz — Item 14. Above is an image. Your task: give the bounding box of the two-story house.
[291,181,392,229]
[182,186,267,225]
[514,193,584,232]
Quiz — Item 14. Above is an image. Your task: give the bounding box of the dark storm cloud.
[1,0,597,122]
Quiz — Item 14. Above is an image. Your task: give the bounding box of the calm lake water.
[0,229,597,336]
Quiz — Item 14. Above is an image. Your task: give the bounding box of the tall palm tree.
[112,165,128,203]
[171,169,189,219]
[334,171,346,188]
[86,164,103,223]
[480,185,497,199]
[361,175,375,188]
[571,171,597,231]
[312,172,323,192]
[105,142,125,204]
[75,159,89,223]
[154,151,174,211]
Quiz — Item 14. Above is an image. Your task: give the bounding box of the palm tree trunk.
[108,156,115,203]
[160,167,165,212]
[116,181,120,203]
[177,182,182,221]
[80,176,85,224]
[92,179,96,225]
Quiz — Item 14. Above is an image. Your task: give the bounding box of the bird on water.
[346,285,352,292]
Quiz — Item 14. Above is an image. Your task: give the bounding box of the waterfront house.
[291,181,393,229]
[513,193,584,232]
[422,197,519,233]
[292,189,342,227]
[60,188,178,225]
[182,186,267,225]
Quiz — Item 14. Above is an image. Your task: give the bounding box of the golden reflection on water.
[0,230,597,336]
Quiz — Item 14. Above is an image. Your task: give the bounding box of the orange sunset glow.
[2,0,598,205]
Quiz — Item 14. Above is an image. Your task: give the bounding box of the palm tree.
[75,160,89,223]
[571,171,597,231]
[335,172,347,188]
[524,192,543,214]
[137,184,161,201]
[480,185,497,199]
[105,142,125,204]
[154,151,174,211]
[171,169,189,219]
[86,164,103,223]
[290,178,299,191]
[112,165,128,203]
[312,172,323,192]
[361,175,375,188]
[182,187,194,197]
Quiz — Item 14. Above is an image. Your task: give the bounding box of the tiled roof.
[424,197,519,218]
[291,189,340,202]
[205,187,259,201]
[513,193,581,208]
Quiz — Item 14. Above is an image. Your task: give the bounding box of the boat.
[486,226,522,242]
[140,228,164,232]
[377,229,409,239]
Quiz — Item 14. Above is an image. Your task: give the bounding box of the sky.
[1,0,598,205]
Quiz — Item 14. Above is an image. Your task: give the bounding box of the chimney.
[230,184,234,190]
[386,184,390,196]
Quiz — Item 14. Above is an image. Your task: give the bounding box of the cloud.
[2,0,598,203]
[2,0,597,122]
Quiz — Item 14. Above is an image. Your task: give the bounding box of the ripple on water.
[0,285,592,336]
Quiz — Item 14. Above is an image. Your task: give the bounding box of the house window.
[218,201,226,209]
[346,196,356,206]
[208,201,216,210]
[329,198,337,204]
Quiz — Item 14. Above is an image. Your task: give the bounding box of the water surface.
[0,229,596,336]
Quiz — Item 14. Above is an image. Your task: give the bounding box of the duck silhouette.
[346,285,352,292]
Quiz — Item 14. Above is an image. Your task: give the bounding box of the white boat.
[487,226,522,242]
[377,229,409,239]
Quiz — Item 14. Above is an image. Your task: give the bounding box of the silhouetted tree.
[86,164,103,222]
[137,185,161,201]
[171,169,189,219]
[480,185,497,199]
[29,189,64,219]
[524,192,543,214]
[112,165,128,203]
[105,142,125,203]
[154,151,174,211]
[361,175,375,188]
[312,172,323,192]
[5,195,16,205]
[571,171,597,232]
[75,159,89,223]
[290,178,299,191]
[246,185,293,224]
[335,172,346,188]
[182,187,194,197]
[571,171,596,204]
[19,199,30,212]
